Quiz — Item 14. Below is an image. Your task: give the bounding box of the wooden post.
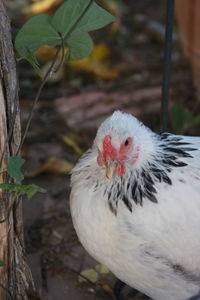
[176,0,200,94]
[0,1,34,299]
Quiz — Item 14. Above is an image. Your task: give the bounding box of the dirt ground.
[12,0,198,299]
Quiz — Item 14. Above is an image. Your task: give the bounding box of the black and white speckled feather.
[72,130,198,214]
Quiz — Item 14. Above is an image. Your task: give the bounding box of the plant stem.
[63,0,94,42]
[16,47,60,155]
[54,34,65,73]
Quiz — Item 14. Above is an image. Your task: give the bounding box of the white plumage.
[70,111,200,300]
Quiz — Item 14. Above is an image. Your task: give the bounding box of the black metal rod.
[160,0,175,133]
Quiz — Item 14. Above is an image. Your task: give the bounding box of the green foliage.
[7,156,25,183]
[51,0,114,36]
[0,183,46,200]
[15,0,115,67]
[0,261,5,267]
[67,32,93,61]
[1,156,46,200]
[170,105,200,134]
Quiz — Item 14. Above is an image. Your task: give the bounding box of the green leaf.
[0,261,5,267]
[51,0,91,37]
[0,183,46,199]
[24,184,47,199]
[171,106,184,133]
[15,0,115,64]
[189,115,200,129]
[170,105,200,134]
[51,0,115,60]
[67,32,93,60]
[15,14,60,60]
[24,49,40,73]
[52,0,115,38]
[71,1,115,35]
[7,157,25,183]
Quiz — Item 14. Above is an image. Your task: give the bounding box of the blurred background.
[7,0,200,299]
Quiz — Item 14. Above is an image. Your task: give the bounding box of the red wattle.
[118,163,125,176]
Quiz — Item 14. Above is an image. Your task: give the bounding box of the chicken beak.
[105,161,118,179]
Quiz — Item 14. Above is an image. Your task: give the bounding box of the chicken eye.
[124,138,130,147]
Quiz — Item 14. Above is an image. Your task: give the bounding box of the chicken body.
[70,111,200,300]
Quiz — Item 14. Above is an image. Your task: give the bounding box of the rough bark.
[0,2,34,299]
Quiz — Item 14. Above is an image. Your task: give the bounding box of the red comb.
[103,135,117,160]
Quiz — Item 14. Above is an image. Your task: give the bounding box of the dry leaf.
[95,264,110,274]
[36,44,118,80]
[60,135,83,156]
[36,45,69,63]
[48,230,63,246]
[90,44,112,61]
[79,268,98,284]
[79,264,110,283]
[102,284,113,293]
[24,0,61,18]
[36,46,57,62]
[29,157,73,176]
[87,288,95,293]
[68,44,119,80]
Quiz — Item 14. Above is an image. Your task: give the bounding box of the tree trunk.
[0,2,34,299]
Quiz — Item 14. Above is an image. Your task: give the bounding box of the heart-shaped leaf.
[51,0,91,37]
[15,14,60,61]
[66,32,93,61]
[51,0,115,38]
[7,156,25,183]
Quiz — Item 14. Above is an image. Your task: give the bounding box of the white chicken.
[70,111,200,300]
